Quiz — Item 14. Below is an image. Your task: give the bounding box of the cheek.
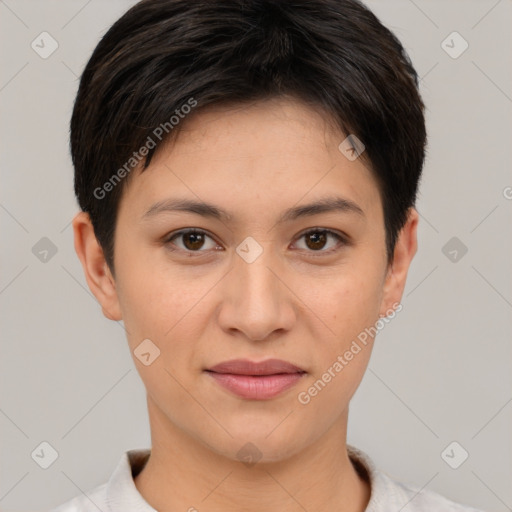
[294,271,381,416]
[300,263,384,343]
[114,263,208,405]
[115,254,221,371]
[115,243,187,332]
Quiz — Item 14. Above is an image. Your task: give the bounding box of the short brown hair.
[71,0,427,271]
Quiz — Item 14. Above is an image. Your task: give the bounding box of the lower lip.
[206,371,305,400]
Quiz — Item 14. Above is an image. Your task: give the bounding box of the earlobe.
[379,208,419,317]
[72,211,123,321]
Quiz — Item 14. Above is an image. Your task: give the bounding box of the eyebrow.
[142,195,365,223]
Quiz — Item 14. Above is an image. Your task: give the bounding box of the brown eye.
[166,229,219,252]
[294,229,346,253]
[304,231,328,250]
[182,231,205,250]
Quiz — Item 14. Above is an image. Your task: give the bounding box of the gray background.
[1,1,511,511]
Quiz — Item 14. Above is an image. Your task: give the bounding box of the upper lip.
[206,358,306,376]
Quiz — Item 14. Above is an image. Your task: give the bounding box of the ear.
[72,211,122,321]
[379,207,419,317]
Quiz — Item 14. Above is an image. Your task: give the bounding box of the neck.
[134,396,370,512]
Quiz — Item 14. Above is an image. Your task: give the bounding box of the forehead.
[118,97,381,225]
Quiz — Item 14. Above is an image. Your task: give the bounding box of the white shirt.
[50,445,484,511]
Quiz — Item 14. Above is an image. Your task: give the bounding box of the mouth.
[204,358,306,400]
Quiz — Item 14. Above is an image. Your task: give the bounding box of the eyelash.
[164,228,348,257]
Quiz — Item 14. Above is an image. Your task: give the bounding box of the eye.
[165,229,220,253]
[164,227,347,256]
[293,228,347,254]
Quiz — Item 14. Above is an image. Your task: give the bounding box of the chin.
[200,423,310,465]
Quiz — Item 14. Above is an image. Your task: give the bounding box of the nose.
[216,246,296,342]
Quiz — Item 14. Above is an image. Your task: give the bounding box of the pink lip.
[205,358,306,400]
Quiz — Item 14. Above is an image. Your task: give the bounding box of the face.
[75,96,417,463]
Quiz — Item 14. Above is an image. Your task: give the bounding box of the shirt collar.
[106,448,155,512]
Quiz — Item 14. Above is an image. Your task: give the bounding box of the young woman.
[53,1,483,510]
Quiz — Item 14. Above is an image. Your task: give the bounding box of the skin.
[73,96,418,512]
